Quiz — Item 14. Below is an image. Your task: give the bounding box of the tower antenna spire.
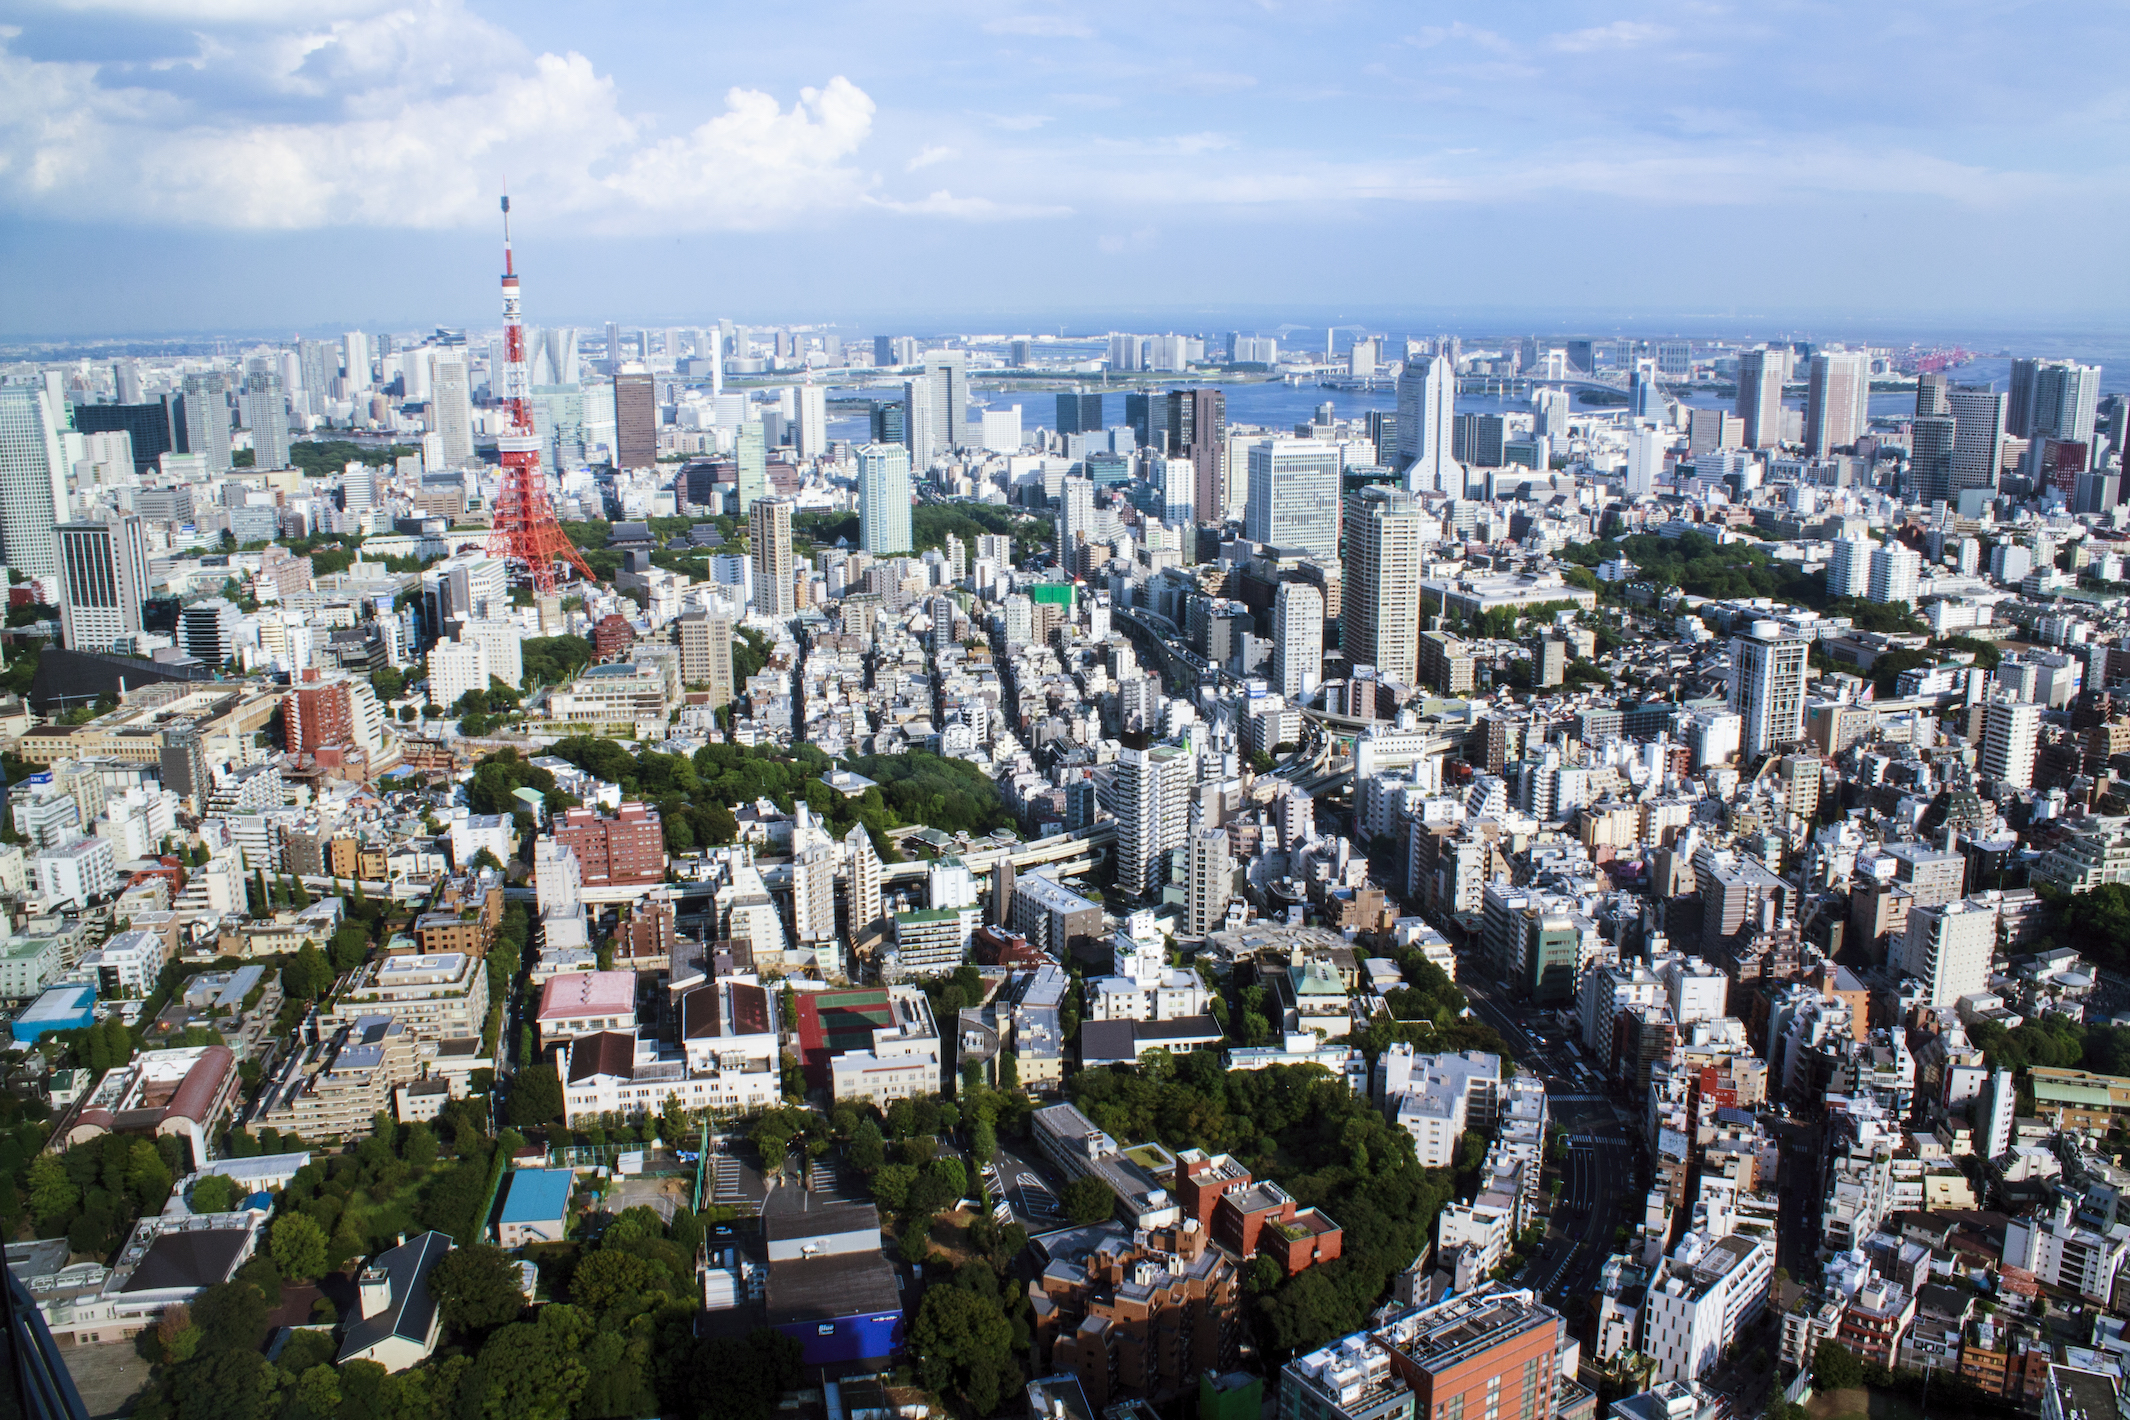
[486,193,596,599]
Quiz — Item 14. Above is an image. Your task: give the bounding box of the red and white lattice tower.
[487,194,597,596]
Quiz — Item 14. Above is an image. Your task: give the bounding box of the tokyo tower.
[486,194,598,596]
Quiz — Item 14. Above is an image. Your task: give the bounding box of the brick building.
[1176,1149,1343,1275]
[552,804,665,889]
[594,614,636,660]
[284,675,352,752]
[1032,1219,1240,1408]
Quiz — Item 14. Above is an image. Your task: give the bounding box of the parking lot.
[61,1340,147,1418]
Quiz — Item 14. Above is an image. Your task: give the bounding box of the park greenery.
[794,502,1047,563]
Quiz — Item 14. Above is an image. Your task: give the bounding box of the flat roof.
[763,1251,901,1324]
[498,1169,575,1224]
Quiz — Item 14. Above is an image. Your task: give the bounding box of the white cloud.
[872,190,1071,220]
[1550,20,1673,52]
[0,5,889,231]
[990,112,1052,131]
[907,144,958,171]
[1404,22,1515,54]
[980,15,1094,38]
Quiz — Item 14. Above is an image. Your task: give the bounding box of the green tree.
[430,1244,528,1333]
[509,1064,564,1128]
[189,1173,238,1214]
[870,1163,918,1211]
[1813,1339,1864,1391]
[469,1306,591,1420]
[271,1212,329,1281]
[1062,1174,1114,1226]
[282,943,334,1002]
[910,1284,1017,1415]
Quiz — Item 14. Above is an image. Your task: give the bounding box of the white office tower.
[857,443,913,557]
[431,357,474,468]
[1948,386,2006,494]
[0,385,69,580]
[240,372,291,470]
[427,639,488,709]
[1728,622,1807,759]
[1272,582,1324,701]
[342,332,371,389]
[1055,476,1096,565]
[1980,697,2041,789]
[1112,739,1190,897]
[1244,439,1340,559]
[113,358,144,405]
[1533,387,1571,441]
[1624,427,1663,496]
[181,372,232,472]
[1866,540,1920,605]
[1344,485,1425,689]
[910,350,969,461]
[750,497,796,618]
[1825,537,1871,598]
[794,384,827,460]
[1152,453,1194,530]
[1894,898,1996,1007]
[1185,824,1232,936]
[54,516,150,653]
[1734,347,1785,450]
[342,465,380,513]
[1395,354,1455,492]
[1804,351,1869,457]
[980,405,1023,454]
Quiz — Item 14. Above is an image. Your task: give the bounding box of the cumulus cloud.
[906,144,958,171]
[0,4,897,231]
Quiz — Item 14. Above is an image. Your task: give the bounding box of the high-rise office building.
[1395,354,1455,492]
[1948,385,2006,494]
[612,367,657,468]
[1343,485,1425,687]
[1624,426,1663,496]
[1055,392,1104,437]
[1735,347,1785,449]
[1113,738,1190,897]
[903,376,935,467]
[112,358,145,405]
[54,515,149,653]
[295,339,335,413]
[749,497,795,618]
[1055,476,1096,568]
[735,421,767,515]
[431,357,473,467]
[74,402,173,474]
[1980,697,2040,788]
[181,372,231,472]
[1178,387,1226,522]
[1910,415,1956,504]
[0,386,70,580]
[793,384,827,460]
[1124,391,1169,451]
[1804,350,1868,456]
[674,609,736,707]
[1272,581,1324,701]
[857,443,913,557]
[1687,408,1743,455]
[1185,824,1232,937]
[2006,358,2041,438]
[1729,622,1808,759]
[2029,361,2102,466]
[240,371,291,470]
[1867,540,1920,605]
[1245,439,1340,559]
[1533,387,1571,441]
[1916,371,1950,417]
[342,331,371,389]
[915,350,970,460]
[1628,357,1661,421]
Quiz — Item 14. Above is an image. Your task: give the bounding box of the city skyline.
[5,0,2129,335]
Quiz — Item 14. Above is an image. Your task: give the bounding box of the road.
[1457,952,1644,1330]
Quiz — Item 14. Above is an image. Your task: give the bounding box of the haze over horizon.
[4,0,2127,336]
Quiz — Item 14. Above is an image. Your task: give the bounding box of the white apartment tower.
[1804,351,1869,457]
[1112,740,1190,898]
[1344,485,1425,688]
[1735,347,1785,450]
[858,443,913,557]
[1980,697,2041,788]
[1272,581,1324,701]
[1893,898,1996,1008]
[750,497,796,618]
[1867,541,1920,605]
[1729,622,1808,759]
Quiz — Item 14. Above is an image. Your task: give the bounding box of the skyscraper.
[1729,622,1808,759]
[1910,415,1956,504]
[1395,354,1455,491]
[1055,392,1104,437]
[1113,738,1190,897]
[1867,541,1919,605]
[1628,357,1661,422]
[342,331,371,390]
[1055,476,1096,568]
[54,515,149,653]
[296,339,335,414]
[918,349,970,459]
[857,443,913,556]
[1980,696,2040,788]
[735,421,767,515]
[1272,581,1324,700]
[181,372,231,471]
[240,371,291,470]
[1185,824,1232,936]
[1624,427,1663,496]
[1804,350,1868,456]
[431,357,473,467]
[2029,361,2102,465]
[674,609,736,706]
[903,376,935,466]
[2006,357,2041,438]
[1245,439,1340,559]
[793,384,827,460]
[75,401,173,474]
[0,385,70,580]
[1916,371,1950,417]
[112,358,144,405]
[1735,347,1785,449]
[749,497,795,617]
[1948,385,2006,494]
[1343,485,1425,687]
[612,367,657,468]
[1179,387,1226,522]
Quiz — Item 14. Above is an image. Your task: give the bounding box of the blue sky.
[4,0,2127,336]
